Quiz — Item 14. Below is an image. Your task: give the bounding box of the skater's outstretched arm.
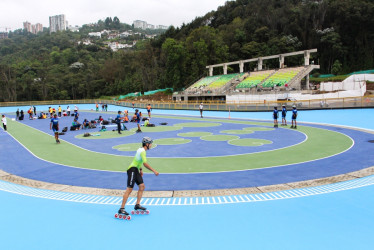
[143,162,159,176]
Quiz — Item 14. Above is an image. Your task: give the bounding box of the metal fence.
[1,96,373,112]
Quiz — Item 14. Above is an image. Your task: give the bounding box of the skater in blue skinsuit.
[281,105,287,126]
[118,137,159,216]
[50,113,60,143]
[291,106,298,129]
[273,107,279,128]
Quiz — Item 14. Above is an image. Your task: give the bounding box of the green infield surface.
[6,118,353,173]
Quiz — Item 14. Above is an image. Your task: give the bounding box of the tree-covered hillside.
[1,0,373,102]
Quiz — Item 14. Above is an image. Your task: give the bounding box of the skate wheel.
[136,211,140,215]
[114,214,119,218]
[146,210,150,214]
[119,214,123,219]
[126,216,131,220]
[141,211,145,214]
[131,211,135,215]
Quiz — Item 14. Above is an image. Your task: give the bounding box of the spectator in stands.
[281,105,287,126]
[273,107,279,128]
[291,106,298,129]
[199,103,204,118]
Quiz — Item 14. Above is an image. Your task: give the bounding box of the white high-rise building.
[49,14,67,33]
[23,21,31,32]
[133,20,147,30]
[133,20,169,30]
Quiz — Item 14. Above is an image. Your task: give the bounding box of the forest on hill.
[0,0,373,102]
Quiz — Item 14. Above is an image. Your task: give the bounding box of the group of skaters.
[95,103,108,112]
[273,105,298,129]
[114,104,153,134]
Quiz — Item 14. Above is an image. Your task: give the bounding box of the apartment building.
[49,14,67,33]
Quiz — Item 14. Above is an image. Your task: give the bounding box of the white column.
[209,66,213,76]
[279,55,284,68]
[223,64,227,75]
[304,51,310,66]
[239,61,244,73]
[258,58,263,71]
[306,75,310,90]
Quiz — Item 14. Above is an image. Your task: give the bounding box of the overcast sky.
[1,0,230,31]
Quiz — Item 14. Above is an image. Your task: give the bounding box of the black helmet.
[142,137,153,144]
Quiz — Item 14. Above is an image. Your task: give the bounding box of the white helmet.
[142,137,153,144]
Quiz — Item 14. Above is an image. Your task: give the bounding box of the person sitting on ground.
[98,116,104,125]
[72,119,81,130]
[38,112,44,119]
[131,114,137,122]
[144,118,155,127]
[82,119,91,129]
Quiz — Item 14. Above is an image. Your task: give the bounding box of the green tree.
[161,38,187,90]
[331,60,342,75]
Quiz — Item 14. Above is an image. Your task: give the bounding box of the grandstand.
[261,67,305,88]
[173,49,319,102]
[236,70,275,89]
[207,73,244,89]
[188,75,220,90]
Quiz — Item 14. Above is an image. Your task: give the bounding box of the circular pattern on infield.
[129,126,181,133]
[220,130,254,135]
[243,127,274,131]
[201,135,240,141]
[177,132,213,137]
[174,122,222,128]
[3,115,355,174]
[76,130,135,139]
[229,138,273,147]
[153,138,192,145]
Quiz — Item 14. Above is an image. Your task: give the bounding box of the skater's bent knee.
[139,184,145,191]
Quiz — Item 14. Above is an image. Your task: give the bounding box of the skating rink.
[0,106,373,250]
